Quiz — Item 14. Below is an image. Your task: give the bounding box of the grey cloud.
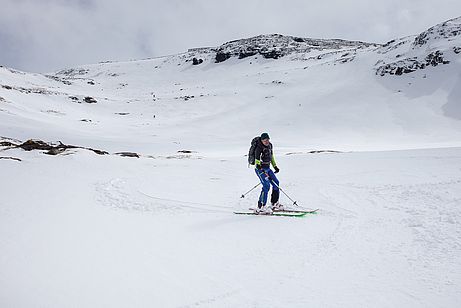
[1,0,460,72]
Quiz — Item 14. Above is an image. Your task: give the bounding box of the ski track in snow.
[2,147,461,307]
[96,178,231,214]
[315,179,461,305]
[83,149,461,307]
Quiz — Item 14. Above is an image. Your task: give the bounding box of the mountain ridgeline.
[181,16,461,77]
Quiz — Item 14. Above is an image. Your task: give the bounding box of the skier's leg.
[267,169,280,204]
[255,169,270,206]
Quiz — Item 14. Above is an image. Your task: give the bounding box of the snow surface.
[1,17,461,307]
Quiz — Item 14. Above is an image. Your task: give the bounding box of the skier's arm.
[271,153,277,167]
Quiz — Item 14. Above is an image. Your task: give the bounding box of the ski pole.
[241,182,261,198]
[262,171,299,206]
[271,180,298,206]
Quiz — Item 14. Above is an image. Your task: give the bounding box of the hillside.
[1,16,460,153]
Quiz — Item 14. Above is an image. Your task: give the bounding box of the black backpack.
[248,136,260,165]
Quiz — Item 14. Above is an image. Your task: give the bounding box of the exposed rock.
[47,147,67,155]
[238,49,258,59]
[192,58,203,65]
[83,96,97,104]
[337,55,355,64]
[43,109,65,115]
[175,95,195,101]
[2,84,58,95]
[89,149,109,155]
[0,156,21,161]
[425,51,450,66]
[378,39,408,54]
[376,51,450,76]
[307,150,342,154]
[15,139,108,156]
[115,152,140,158]
[413,17,461,47]
[285,150,342,155]
[215,51,231,63]
[375,18,460,77]
[45,75,72,85]
[214,34,376,63]
[262,49,283,59]
[55,68,89,77]
[0,141,17,147]
[18,139,53,151]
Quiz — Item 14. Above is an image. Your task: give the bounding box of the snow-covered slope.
[1,17,461,152]
[2,145,460,308]
[1,17,461,308]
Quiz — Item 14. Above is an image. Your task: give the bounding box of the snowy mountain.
[1,17,461,153]
[1,17,461,308]
[376,17,461,75]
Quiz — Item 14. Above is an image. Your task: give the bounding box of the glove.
[256,164,262,170]
[274,166,280,173]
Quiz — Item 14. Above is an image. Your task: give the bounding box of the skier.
[249,132,283,214]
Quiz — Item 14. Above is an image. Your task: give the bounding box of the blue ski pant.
[255,167,279,205]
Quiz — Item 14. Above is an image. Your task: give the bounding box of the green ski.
[234,209,318,217]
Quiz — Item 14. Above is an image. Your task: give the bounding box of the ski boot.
[271,202,284,211]
[255,201,273,215]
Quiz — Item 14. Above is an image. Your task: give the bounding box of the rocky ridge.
[376,16,461,76]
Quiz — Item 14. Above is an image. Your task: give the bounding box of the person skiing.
[251,132,283,214]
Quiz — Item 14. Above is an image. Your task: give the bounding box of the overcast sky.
[1,0,460,72]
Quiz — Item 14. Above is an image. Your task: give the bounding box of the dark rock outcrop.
[45,75,72,85]
[413,17,461,47]
[55,68,89,77]
[1,84,58,95]
[115,152,140,158]
[376,51,450,76]
[0,156,21,161]
[15,139,108,156]
[192,58,203,65]
[175,95,195,101]
[0,141,16,147]
[84,96,97,104]
[214,34,376,63]
[215,52,232,63]
[18,139,53,151]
